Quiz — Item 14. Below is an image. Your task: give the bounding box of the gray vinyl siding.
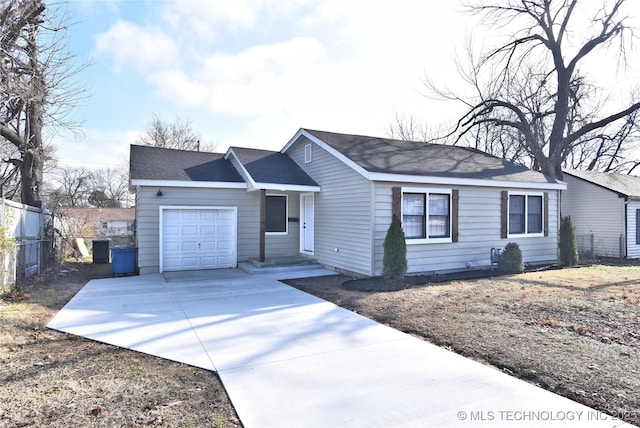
[374,184,561,275]
[135,186,300,274]
[626,201,640,259]
[289,138,374,275]
[561,174,626,258]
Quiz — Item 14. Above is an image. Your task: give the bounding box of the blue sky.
[54,0,473,169]
[53,0,640,171]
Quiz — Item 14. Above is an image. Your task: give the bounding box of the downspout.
[259,189,266,262]
[623,197,629,258]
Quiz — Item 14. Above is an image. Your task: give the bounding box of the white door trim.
[300,194,314,255]
[159,206,237,273]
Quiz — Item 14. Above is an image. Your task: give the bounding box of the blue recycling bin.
[111,246,137,277]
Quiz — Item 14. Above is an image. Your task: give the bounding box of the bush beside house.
[383,215,407,282]
[498,242,524,274]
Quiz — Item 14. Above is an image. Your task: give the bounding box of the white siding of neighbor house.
[626,201,640,259]
[288,138,374,275]
[561,174,626,258]
[373,184,561,275]
[135,186,301,274]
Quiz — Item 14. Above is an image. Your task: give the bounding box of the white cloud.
[160,0,318,41]
[54,129,140,169]
[95,20,179,72]
[88,1,475,156]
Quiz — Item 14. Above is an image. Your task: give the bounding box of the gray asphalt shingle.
[565,169,640,198]
[229,147,319,187]
[304,129,562,184]
[129,145,244,183]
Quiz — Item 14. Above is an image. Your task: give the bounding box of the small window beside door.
[266,195,288,234]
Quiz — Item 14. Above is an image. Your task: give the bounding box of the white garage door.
[161,207,237,272]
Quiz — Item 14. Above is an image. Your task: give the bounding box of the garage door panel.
[200,225,216,236]
[162,208,236,272]
[217,240,233,250]
[164,225,180,236]
[218,210,234,221]
[164,242,180,252]
[181,211,199,221]
[199,241,216,251]
[181,225,199,235]
[182,241,198,251]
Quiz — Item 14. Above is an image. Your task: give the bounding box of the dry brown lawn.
[0,262,241,428]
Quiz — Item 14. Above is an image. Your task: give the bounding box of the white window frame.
[265,193,288,235]
[401,187,452,245]
[507,191,544,238]
[304,144,313,163]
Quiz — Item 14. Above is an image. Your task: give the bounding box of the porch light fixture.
[156,190,163,197]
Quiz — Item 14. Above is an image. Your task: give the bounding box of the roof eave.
[130,179,247,189]
[367,172,567,190]
[563,171,632,198]
[250,182,321,192]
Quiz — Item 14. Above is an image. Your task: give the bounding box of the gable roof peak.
[288,128,562,186]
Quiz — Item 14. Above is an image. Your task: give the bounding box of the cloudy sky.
[54,0,476,169]
[53,0,639,171]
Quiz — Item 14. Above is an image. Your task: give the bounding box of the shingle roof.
[60,208,135,221]
[565,169,640,198]
[303,129,562,185]
[130,145,244,182]
[229,147,319,187]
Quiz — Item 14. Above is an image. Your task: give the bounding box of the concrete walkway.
[47,268,629,428]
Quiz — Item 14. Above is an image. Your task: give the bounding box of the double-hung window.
[402,189,451,243]
[508,193,543,236]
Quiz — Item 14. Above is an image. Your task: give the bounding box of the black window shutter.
[452,189,459,242]
[392,187,402,219]
[501,191,508,239]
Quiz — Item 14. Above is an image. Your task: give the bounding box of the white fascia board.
[252,182,321,192]
[281,129,371,180]
[224,148,259,189]
[130,179,247,189]
[280,128,306,153]
[367,172,567,190]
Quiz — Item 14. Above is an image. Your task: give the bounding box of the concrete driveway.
[47,267,629,428]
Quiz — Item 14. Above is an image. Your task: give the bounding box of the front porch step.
[238,257,322,275]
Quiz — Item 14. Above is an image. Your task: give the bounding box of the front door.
[300,194,314,254]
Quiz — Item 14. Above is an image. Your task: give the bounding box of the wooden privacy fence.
[0,198,54,292]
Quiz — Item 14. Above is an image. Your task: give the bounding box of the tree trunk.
[22,99,44,207]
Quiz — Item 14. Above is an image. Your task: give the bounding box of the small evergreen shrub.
[558,215,578,266]
[383,214,407,282]
[498,242,524,274]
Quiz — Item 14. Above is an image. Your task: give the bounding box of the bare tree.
[48,167,92,208]
[387,113,439,142]
[137,114,199,151]
[136,114,217,152]
[89,168,129,207]
[0,0,85,206]
[427,0,640,179]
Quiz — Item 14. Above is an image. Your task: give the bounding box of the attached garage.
[160,207,237,272]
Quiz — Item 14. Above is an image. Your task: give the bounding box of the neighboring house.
[129,128,566,276]
[57,207,135,244]
[561,170,640,259]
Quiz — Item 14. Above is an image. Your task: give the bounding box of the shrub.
[498,242,524,274]
[558,215,578,266]
[383,214,407,282]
